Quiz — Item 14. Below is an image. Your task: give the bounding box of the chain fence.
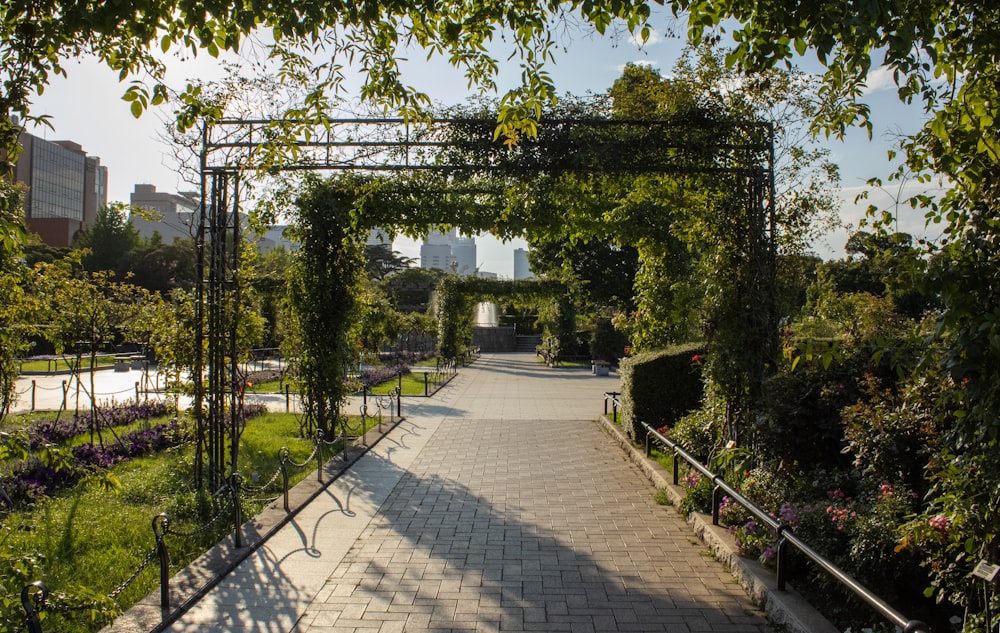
[16,393,404,633]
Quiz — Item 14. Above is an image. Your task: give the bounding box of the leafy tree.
[385,266,446,313]
[527,234,639,313]
[72,203,140,273]
[821,231,936,319]
[0,181,30,420]
[0,0,665,171]
[126,237,198,293]
[364,243,414,281]
[247,245,295,348]
[354,281,403,356]
[26,253,149,440]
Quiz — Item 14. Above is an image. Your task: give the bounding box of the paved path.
[155,353,771,632]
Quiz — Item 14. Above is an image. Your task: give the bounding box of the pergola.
[195,114,775,490]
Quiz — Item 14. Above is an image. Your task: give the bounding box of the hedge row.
[619,343,705,442]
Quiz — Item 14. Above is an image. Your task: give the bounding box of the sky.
[25,14,941,276]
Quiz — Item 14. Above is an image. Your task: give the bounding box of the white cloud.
[629,27,662,48]
[862,66,897,94]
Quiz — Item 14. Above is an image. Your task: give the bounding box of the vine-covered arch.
[194,114,774,487]
[433,277,567,361]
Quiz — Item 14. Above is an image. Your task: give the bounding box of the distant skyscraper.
[420,229,477,276]
[11,130,107,247]
[513,248,533,279]
[366,227,392,246]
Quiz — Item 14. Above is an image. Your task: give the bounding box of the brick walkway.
[160,353,772,633]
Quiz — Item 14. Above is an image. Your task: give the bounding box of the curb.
[597,415,839,633]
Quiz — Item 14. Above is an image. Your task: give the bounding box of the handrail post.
[152,513,171,610]
[672,448,680,485]
[424,372,429,396]
[21,581,47,633]
[711,483,721,526]
[645,430,652,457]
[776,534,788,591]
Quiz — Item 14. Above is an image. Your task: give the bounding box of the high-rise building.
[420,229,477,276]
[513,247,533,279]
[11,131,107,247]
[129,184,198,242]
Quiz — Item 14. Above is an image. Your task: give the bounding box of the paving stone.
[153,354,772,633]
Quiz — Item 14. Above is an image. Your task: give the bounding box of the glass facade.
[28,140,85,220]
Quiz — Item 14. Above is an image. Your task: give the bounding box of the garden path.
[145,352,772,633]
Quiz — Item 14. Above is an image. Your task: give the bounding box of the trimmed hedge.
[619,343,705,443]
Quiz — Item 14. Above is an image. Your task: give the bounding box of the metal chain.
[164,494,233,538]
[33,382,68,391]
[240,465,283,495]
[107,545,158,599]
[285,442,319,468]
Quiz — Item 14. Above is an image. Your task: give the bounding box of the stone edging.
[597,415,840,633]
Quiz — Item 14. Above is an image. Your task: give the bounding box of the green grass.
[1,412,359,633]
[245,378,294,393]
[19,355,118,373]
[366,371,451,396]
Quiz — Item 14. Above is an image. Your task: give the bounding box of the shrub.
[619,344,705,443]
[672,405,719,463]
[357,364,411,389]
[678,471,714,515]
[589,318,629,363]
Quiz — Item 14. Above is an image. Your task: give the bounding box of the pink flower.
[691,354,703,363]
[929,515,951,532]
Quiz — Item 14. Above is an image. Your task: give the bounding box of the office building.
[420,229,477,276]
[513,247,533,279]
[129,184,198,242]
[11,131,107,247]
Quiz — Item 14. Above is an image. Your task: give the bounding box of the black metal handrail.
[633,416,930,633]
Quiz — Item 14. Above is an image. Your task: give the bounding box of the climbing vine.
[284,178,366,435]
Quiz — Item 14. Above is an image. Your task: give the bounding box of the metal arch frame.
[194,115,775,490]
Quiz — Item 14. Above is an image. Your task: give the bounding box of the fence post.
[424,372,429,397]
[230,475,243,549]
[396,386,401,418]
[135,381,140,403]
[20,581,47,633]
[31,380,35,411]
[285,384,290,412]
[61,379,68,410]
[279,447,290,512]
[152,513,171,610]
[316,431,324,483]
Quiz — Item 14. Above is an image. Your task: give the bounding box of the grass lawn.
[367,371,451,396]
[0,411,366,633]
[19,355,118,373]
